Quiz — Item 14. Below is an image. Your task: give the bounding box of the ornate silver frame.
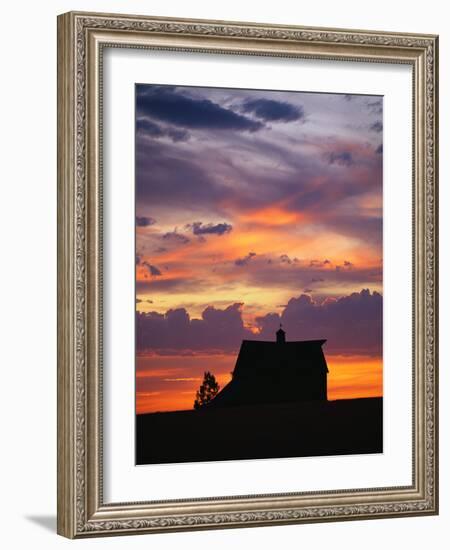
[57,11,439,538]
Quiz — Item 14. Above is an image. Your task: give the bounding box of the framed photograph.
[57,11,439,538]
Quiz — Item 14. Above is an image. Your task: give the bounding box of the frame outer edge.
[57,12,77,539]
[56,10,439,537]
[431,35,438,515]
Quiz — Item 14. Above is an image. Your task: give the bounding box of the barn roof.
[234,339,328,376]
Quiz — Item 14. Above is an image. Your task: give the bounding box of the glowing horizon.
[136,350,382,414]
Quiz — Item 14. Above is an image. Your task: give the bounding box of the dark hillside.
[136,397,382,465]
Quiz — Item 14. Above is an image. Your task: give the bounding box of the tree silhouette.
[194,371,220,409]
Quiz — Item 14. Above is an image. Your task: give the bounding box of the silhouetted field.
[136,397,382,465]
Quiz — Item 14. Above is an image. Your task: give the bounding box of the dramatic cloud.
[137,85,263,132]
[136,140,228,209]
[137,256,382,296]
[366,99,383,114]
[325,215,382,246]
[136,216,156,227]
[137,277,211,294]
[220,256,382,293]
[256,289,382,356]
[190,222,233,236]
[137,303,252,352]
[370,121,383,133]
[136,109,382,243]
[136,118,190,142]
[235,252,256,267]
[327,151,354,166]
[280,254,298,265]
[241,98,305,122]
[310,259,330,268]
[142,262,162,277]
[162,231,190,245]
[136,289,382,356]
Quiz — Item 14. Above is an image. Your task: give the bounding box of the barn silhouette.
[208,326,328,408]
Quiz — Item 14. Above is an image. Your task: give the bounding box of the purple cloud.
[137,85,263,132]
[162,231,190,245]
[142,262,162,277]
[370,121,383,133]
[136,216,156,227]
[235,252,256,267]
[241,98,304,122]
[136,289,382,357]
[137,303,252,352]
[190,222,232,236]
[256,289,382,355]
[136,118,190,142]
[327,151,354,166]
[366,99,383,114]
[280,254,294,264]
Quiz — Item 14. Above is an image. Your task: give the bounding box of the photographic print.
[135,83,383,465]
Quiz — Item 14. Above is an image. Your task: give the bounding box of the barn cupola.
[276,324,286,344]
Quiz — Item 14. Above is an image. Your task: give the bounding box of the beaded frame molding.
[57,11,438,538]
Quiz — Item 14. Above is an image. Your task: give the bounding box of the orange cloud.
[238,205,307,227]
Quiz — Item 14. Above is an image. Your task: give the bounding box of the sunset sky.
[135,84,383,414]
